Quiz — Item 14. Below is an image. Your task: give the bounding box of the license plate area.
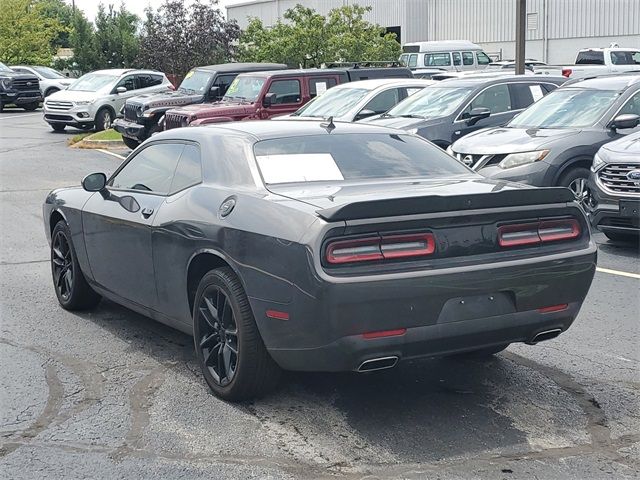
[619,199,640,217]
[438,292,515,324]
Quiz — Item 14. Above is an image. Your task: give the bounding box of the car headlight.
[591,152,605,172]
[1,78,12,89]
[74,99,95,106]
[499,150,549,169]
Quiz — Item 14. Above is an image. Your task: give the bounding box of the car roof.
[331,78,434,90]
[434,74,563,87]
[154,119,403,143]
[563,74,640,91]
[403,40,482,52]
[195,62,288,73]
[89,68,161,76]
[236,68,346,79]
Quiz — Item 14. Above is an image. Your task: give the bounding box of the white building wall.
[228,0,640,64]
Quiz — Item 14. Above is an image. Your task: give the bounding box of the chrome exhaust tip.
[527,328,563,345]
[357,356,399,372]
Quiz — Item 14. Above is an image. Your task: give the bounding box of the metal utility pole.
[515,0,526,74]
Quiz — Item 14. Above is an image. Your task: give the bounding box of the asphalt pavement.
[1,109,639,479]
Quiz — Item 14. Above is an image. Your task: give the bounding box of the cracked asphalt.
[1,109,639,479]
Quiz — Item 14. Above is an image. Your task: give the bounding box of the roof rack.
[324,61,403,69]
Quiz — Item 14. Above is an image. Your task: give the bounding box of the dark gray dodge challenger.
[44,120,597,400]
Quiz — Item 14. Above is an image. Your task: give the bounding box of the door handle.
[141,207,154,218]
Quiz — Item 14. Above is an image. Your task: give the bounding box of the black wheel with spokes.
[51,221,101,310]
[193,267,281,401]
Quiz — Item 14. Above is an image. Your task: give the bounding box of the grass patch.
[68,132,92,145]
[86,129,122,141]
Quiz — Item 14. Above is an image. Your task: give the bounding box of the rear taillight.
[325,233,436,265]
[498,218,580,248]
[562,68,572,78]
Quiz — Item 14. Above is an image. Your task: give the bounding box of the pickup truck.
[164,66,412,130]
[113,63,287,148]
[535,47,640,79]
[0,62,43,112]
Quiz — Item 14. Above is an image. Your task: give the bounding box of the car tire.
[45,88,59,97]
[603,231,639,244]
[122,136,140,150]
[193,267,281,401]
[22,102,39,111]
[94,108,113,132]
[51,220,101,310]
[558,167,590,204]
[50,124,66,132]
[455,344,509,358]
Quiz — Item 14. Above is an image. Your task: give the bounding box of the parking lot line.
[596,267,640,280]
[97,149,125,160]
[0,113,42,120]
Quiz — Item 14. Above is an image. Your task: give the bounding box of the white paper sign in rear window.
[256,154,344,184]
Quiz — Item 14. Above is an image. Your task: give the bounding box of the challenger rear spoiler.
[316,187,575,222]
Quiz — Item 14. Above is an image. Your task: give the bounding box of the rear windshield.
[576,50,605,65]
[253,133,470,184]
[508,88,618,128]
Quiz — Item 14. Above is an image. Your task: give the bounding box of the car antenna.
[320,116,335,133]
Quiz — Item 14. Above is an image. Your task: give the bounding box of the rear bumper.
[113,118,146,140]
[252,243,597,372]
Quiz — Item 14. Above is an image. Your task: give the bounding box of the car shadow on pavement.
[74,297,546,466]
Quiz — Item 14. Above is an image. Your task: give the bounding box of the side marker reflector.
[266,310,290,320]
[537,304,568,313]
[362,328,407,339]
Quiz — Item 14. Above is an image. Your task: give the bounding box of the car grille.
[165,112,188,130]
[124,102,143,122]
[13,78,40,92]
[46,100,73,111]
[44,114,74,121]
[453,152,506,169]
[598,163,640,195]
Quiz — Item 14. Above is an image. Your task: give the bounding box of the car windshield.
[385,86,472,119]
[293,87,369,118]
[68,73,118,92]
[253,133,470,184]
[178,70,211,93]
[223,76,265,102]
[0,62,11,72]
[33,66,66,79]
[508,88,619,128]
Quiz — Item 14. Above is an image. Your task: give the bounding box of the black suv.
[363,75,565,149]
[113,63,287,149]
[0,62,43,112]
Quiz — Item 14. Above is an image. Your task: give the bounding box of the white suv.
[10,65,74,97]
[43,69,172,132]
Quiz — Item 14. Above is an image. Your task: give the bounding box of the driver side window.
[110,143,184,194]
[618,91,640,117]
[115,75,136,92]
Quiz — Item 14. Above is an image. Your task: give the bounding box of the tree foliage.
[94,3,139,69]
[0,0,63,64]
[137,0,240,77]
[239,4,401,67]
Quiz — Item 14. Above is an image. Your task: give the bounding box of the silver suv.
[43,69,172,132]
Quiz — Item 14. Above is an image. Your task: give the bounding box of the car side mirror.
[610,113,640,130]
[116,86,127,94]
[465,107,491,125]
[82,172,107,192]
[263,92,277,107]
[209,86,220,100]
[355,109,376,121]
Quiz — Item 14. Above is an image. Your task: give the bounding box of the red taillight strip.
[362,328,407,339]
[537,304,568,313]
[325,233,436,265]
[498,218,581,248]
[266,310,290,320]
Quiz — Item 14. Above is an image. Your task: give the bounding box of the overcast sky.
[67,0,247,22]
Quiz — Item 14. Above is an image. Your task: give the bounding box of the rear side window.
[576,50,604,65]
[170,144,202,194]
[508,83,554,109]
[462,52,474,66]
[110,143,184,195]
[425,53,451,67]
[253,133,469,184]
[309,77,338,98]
[266,79,301,104]
[452,52,461,66]
[137,74,164,88]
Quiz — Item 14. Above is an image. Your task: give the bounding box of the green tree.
[239,3,400,67]
[0,0,63,64]
[37,0,74,49]
[64,10,96,73]
[94,3,139,69]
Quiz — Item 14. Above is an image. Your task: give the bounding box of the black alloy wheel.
[197,286,239,387]
[50,221,101,310]
[193,267,281,401]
